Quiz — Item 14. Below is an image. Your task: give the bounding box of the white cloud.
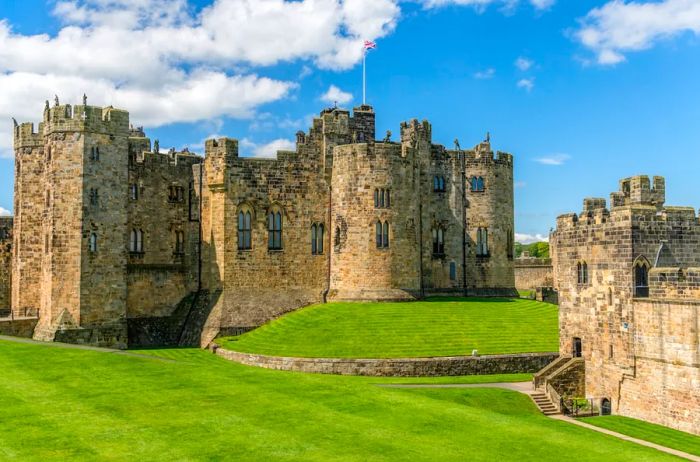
[474,68,495,79]
[320,85,353,105]
[515,232,549,244]
[239,138,296,158]
[515,56,533,71]
[529,0,555,10]
[514,181,527,188]
[534,153,570,165]
[0,207,10,216]
[575,0,700,65]
[421,0,554,10]
[517,78,535,91]
[0,0,402,157]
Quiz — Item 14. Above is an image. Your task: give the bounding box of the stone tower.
[14,101,130,346]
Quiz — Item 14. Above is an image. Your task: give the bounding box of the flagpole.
[362,49,366,105]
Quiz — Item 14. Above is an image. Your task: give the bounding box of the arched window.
[130,184,139,200]
[311,223,325,255]
[379,189,385,208]
[90,146,100,161]
[476,227,488,256]
[450,261,457,281]
[434,176,446,193]
[238,210,252,250]
[376,221,389,248]
[385,190,391,208]
[634,258,650,297]
[335,226,341,247]
[432,227,445,255]
[268,210,282,250]
[374,189,379,208]
[89,233,97,253]
[577,261,589,285]
[174,231,185,254]
[477,177,485,191]
[470,176,478,191]
[130,229,143,253]
[471,177,485,192]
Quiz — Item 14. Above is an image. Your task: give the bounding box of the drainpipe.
[461,148,467,297]
[323,184,332,303]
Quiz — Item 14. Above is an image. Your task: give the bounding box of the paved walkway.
[378,381,700,462]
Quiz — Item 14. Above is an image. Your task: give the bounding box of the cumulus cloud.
[0,207,10,216]
[515,57,533,71]
[0,0,402,157]
[534,153,570,165]
[320,85,353,105]
[239,138,296,158]
[517,78,535,91]
[422,0,554,10]
[515,232,549,244]
[575,0,700,65]
[474,68,496,79]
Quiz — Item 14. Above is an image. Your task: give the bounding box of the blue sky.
[1,0,699,242]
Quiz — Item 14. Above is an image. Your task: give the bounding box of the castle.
[538,176,700,435]
[1,99,516,348]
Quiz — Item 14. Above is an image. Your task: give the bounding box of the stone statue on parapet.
[384,130,391,142]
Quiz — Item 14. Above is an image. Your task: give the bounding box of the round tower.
[328,141,420,300]
[465,141,515,294]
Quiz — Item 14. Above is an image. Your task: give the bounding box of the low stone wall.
[514,258,553,290]
[0,318,38,338]
[214,347,558,377]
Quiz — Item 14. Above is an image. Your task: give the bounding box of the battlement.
[13,122,44,149]
[611,175,665,209]
[464,144,513,166]
[400,119,432,144]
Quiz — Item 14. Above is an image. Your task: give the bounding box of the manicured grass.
[580,415,700,457]
[218,297,558,358]
[0,340,680,461]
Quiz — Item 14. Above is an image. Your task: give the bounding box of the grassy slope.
[580,416,700,457]
[219,298,558,358]
[0,340,679,462]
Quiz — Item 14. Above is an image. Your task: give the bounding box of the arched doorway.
[601,398,611,416]
[573,337,582,358]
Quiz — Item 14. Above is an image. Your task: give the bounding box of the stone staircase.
[531,391,560,416]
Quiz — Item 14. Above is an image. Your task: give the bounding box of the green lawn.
[218,297,558,358]
[580,416,700,457]
[0,340,681,461]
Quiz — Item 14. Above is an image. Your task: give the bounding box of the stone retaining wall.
[214,347,558,377]
[0,318,38,338]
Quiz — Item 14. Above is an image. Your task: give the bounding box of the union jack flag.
[364,40,377,50]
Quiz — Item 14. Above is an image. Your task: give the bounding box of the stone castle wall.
[552,175,700,435]
[11,101,516,348]
[0,217,12,314]
[514,257,553,290]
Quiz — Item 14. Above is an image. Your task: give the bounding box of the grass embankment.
[218,297,558,358]
[0,340,681,461]
[580,416,700,457]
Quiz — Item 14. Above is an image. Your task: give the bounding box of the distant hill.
[515,241,549,259]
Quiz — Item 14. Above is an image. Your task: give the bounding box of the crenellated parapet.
[649,267,700,300]
[611,175,665,209]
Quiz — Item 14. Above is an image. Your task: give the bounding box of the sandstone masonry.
[548,175,700,435]
[9,100,516,348]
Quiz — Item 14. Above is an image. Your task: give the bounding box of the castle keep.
[544,176,700,435]
[3,99,516,348]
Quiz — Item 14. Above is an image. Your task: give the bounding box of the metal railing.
[560,397,600,417]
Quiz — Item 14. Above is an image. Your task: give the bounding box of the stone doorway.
[601,398,611,415]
